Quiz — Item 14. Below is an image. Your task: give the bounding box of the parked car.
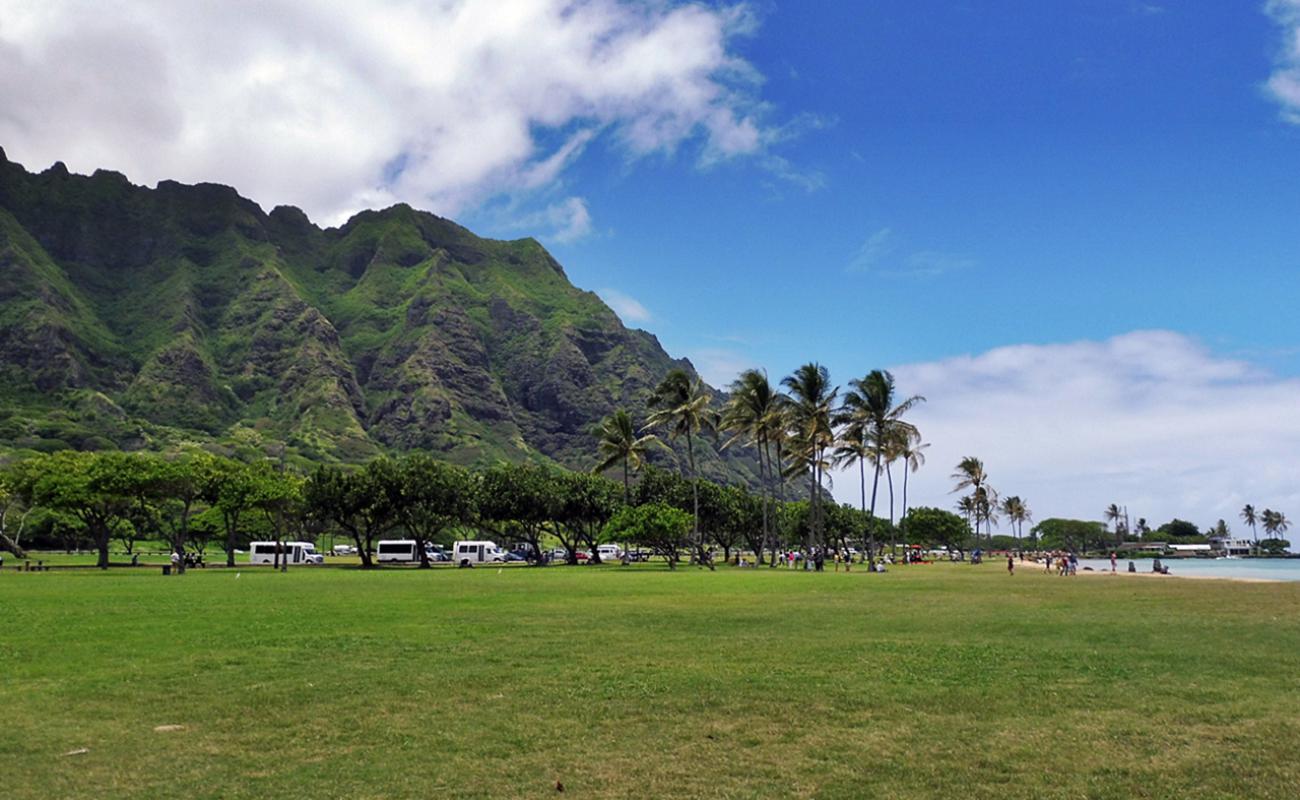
[545,547,590,562]
[503,551,528,563]
[595,544,623,561]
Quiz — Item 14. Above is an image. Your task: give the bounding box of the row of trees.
[1098,504,1292,550]
[595,365,929,568]
[0,446,985,571]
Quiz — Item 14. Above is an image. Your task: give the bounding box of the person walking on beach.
[1007,555,1015,575]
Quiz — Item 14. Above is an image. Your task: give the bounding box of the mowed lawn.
[3,563,1299,799]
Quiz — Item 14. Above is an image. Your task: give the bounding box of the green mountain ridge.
[0,147,757,484]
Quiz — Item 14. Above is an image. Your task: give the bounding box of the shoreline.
[1019,559,1284,584]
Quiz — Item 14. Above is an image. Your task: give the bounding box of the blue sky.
[509,1,1300,384]
[4,0,1299,528]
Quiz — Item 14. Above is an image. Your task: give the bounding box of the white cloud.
[1267,0,1300,123]
[0,0,786,228]
[596,287,652,323]
[505,196,594,243]
[686,347,754,388]
[834,331,1300,536]
[846,227,893,273]
[846,227,973,276]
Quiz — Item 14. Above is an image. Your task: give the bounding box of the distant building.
[1208,537,1252,556]
[1168,544,1212,555]
[1118,542,1167,554]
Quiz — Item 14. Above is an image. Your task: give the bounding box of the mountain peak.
[0,154,756,485]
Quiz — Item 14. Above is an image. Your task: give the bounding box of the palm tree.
[1261,509,1290,542]
[1104,504,1125,547]
[898,436,928,546]
[951,457,992,544]
[782,363,839,552]
[956,495,977,544]
[1241,504,1258,550]
[974,485,999,545]
[764,399,793,564]
[845,371,924,534]
[593,408,663,505]
[1001,495,1030,544]
[881,423,916,553]
[832,415,872,552]
[646,369,717,567]
[722,369,781,564]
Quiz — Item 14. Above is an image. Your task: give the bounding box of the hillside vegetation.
[0,148,755,483]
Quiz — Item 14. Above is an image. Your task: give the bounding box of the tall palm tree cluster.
[1242,504,1291,549]
[949,458,1033,547]
[594,364,928,564]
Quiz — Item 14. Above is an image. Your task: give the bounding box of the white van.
[249,541,323,565]
[376,540,421,563]
[452,540,505,566]
[332,544,357,556]
[596,544,623,561]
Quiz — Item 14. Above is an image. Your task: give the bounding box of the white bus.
[248,541,323,565]
[376,540,421,563]
[452,540,505,566]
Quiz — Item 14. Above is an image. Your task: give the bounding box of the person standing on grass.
[1007,555,1015,575]
[170,550,180,573]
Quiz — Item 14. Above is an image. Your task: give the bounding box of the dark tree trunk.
[96,528,110,570]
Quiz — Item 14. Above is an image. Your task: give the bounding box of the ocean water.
[1072,557,1300,581]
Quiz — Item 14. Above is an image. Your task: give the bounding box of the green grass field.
[3,562,1299,799]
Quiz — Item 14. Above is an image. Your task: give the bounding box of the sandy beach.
[1017,558,1283,583]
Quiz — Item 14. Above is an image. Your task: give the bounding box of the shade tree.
[478,463,562,564]
[399,455,478,568]
[604,503,692,570]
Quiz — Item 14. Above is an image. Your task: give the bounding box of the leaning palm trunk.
[886,461,896,557]
[859,457,869,565]
[758,436,771,566]
[800,465,811,554]
[900,464,910,550]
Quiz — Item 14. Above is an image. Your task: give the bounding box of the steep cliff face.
[0,149,757,484]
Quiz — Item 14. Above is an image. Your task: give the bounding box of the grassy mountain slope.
[0,147,757,484]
